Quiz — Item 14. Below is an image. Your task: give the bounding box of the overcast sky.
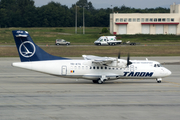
[34,0,180,9]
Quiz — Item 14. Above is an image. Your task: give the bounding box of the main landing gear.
[92,79,105,84]
[156,78,162,83]
[93,75,107,84]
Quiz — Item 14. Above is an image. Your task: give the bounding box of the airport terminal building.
[110,4,180,35]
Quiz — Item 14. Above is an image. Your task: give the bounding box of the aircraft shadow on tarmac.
[9,79,158,85]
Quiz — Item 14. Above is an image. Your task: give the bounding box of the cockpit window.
[154,64,162,67]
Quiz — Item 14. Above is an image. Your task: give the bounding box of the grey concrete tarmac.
[0,57,180,120]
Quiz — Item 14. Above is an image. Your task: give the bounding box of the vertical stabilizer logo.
[19,41,36,58]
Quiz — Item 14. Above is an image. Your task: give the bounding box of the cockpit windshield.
[154,64,162,67]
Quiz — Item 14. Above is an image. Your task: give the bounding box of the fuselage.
[12,59,171,81]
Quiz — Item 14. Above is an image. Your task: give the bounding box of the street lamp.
[75,4,88,34]
[111,5,114,34]
[75,5,79,34]
[83,6,85,34]
[83,4,88,34]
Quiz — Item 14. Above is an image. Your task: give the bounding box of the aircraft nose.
[167,69,172,76]
[162,67,171,76]
[164,68,171,76]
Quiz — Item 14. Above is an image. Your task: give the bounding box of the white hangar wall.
[110,4,180,35]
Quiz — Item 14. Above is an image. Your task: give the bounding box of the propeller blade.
[118,52,120,59]
[127,53,132,66]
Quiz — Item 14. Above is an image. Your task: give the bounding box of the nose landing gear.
[156,78,162,83]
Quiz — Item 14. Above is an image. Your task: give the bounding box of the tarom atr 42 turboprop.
[12,30,171,84]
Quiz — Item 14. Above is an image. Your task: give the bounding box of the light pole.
[83,4,88,34]
[111,5,114,34]
[75,5,79,34]
[83,6,85,34]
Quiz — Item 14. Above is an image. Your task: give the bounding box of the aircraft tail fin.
[12,30,69,62]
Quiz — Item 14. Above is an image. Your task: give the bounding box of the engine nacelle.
[117,59,127,68]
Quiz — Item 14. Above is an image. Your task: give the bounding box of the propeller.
[127,53,132,66]
[118,52,120,59]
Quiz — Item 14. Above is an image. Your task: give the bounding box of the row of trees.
[0,0,170,27]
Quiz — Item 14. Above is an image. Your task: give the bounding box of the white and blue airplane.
[12,30,171,84]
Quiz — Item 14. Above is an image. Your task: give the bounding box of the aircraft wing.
[82,55,117,66]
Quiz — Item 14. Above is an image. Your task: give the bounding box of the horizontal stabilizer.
[16,34,28,37]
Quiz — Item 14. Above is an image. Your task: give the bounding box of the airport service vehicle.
[94,36,122,46]
[12,30,171,84]
[55,39,70,45]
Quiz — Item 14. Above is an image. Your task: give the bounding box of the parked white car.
[55,39,70,45]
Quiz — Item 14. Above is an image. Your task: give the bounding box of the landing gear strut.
[92,75,107,84]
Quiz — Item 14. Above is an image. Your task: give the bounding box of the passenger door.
[61,66,67,75]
